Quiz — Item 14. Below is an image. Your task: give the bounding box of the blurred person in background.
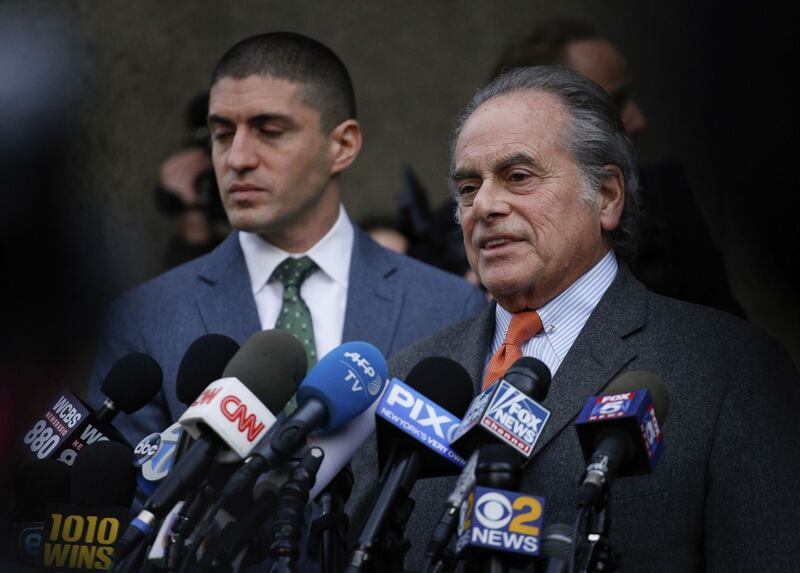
[154,91,232,269]
[491,17,746,317]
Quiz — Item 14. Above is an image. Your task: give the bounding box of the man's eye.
[508,171,530,183]
[458,183,479,196]
[211,130,233,142]
[260,126,285,138]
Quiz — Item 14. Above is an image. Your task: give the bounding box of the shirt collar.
[495,251,618,353]
[239,204,353,294]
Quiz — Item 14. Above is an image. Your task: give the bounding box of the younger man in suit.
[88,32,485,443]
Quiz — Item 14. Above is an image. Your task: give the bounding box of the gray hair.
[450,65,640,262]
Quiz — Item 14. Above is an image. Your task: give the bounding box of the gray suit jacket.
[87,227,487,443]
[350,264,800,572]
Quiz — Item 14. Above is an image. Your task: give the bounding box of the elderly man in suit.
[87,32,485,444]
[350,66,800,571]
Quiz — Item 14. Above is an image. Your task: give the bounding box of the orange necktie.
[483,310,543,389]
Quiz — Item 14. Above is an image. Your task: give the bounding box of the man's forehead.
[209,75,305,108]
[455,90,566,164]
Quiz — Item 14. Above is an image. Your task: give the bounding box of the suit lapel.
[194,232,262,345]
[342,228,403,356]
[459,304,498,393]
[530,265,648,458]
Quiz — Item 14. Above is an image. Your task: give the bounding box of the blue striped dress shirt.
[486,251,619,379]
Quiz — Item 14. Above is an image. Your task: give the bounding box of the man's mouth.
[480,236,518,250]
[229,183,263,193]
[485,238,511,248]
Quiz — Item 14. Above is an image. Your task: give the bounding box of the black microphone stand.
[569,492,619,573]
[308,464,354,573]
[269,447,324,573]
[346,450,420,573]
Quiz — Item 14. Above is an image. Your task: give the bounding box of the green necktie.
[272,256,319,368]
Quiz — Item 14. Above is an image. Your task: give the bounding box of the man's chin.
[226,213,276,235]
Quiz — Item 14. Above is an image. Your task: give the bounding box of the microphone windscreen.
[100,353,163,413]
[176,334,240,405]
[223,329,307,413]
[70,441,136,507]
[505,356,551,402]
[405,356,474,417]
[297,341,387,430]
[605,370,669,424]
[13,459,72,520]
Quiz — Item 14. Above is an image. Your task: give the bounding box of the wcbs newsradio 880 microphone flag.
[114,329,306,563]
[21,352,162,467]
[347,356,474,573]
[219,340,388,503]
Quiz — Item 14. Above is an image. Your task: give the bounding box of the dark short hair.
[210,32,356,132]
[490,18,601,80]
[451,66,640,262]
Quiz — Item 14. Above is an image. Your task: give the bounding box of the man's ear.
[599,164,625,232]
[328,119,362,175]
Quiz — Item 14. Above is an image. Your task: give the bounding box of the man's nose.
[470,179,511,222]
[226,131,258,172]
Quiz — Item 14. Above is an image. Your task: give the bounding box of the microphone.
[197,343,387,573]
[220,341,388,502]
[134,334,240,496]
[176,334,242,407]
[10,459,72,566]
[20,352,163,467]
[114,329,306,563]
[95,353,163,423]
[41,441,137,570]
[574,371,669,509]
[451,357,552,458]
[425,357,552,572]
[536,523,573,573]
[454,444,545,571]
[347,357,474,573]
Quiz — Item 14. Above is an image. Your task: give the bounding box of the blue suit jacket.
[88,227,487,444]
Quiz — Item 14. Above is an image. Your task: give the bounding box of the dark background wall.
[3,0,798,364]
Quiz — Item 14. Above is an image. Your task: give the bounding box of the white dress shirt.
[486,251,619,379]
[238,204,353,360]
